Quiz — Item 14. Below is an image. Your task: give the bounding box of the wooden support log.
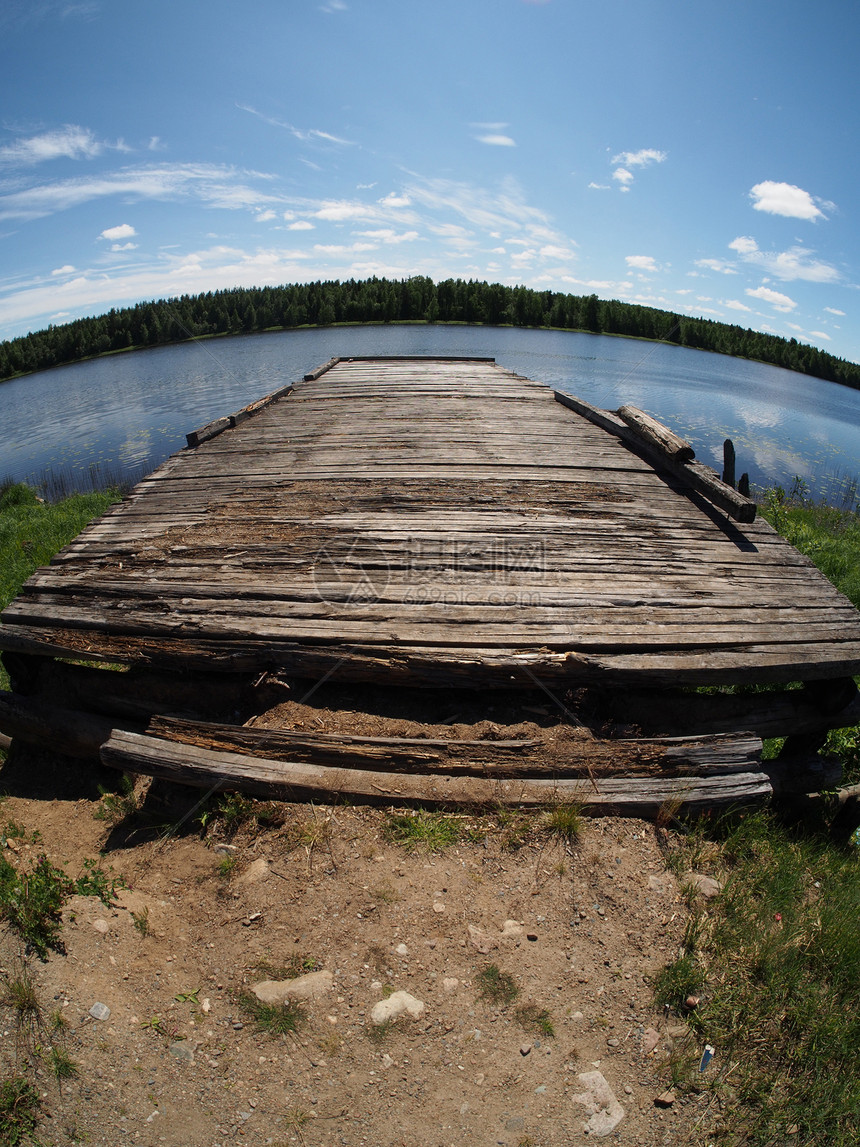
[23,659,290,722]
[554,391,757,523]
[149,714,763,779]
[589,678,860,739]
[0,691,125,759]
[100,729,773,814]
[617,406,695,463]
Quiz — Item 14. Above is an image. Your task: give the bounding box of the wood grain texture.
[2,355,859,688]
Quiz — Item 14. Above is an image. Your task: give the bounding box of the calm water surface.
[2,325,859,503]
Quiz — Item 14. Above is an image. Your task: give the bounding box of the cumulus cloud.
[608,148,666,192]
[612,149,667,168]
[749,181,828,221]
[723,299,752,312]
[0,125,102,166]
[99,223,136,241]
[746,286,797,312]
[626,255,658,272]
[51,264,76,276]
[287,220,314,230]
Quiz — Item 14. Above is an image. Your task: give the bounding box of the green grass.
[238,991,305,1036]
[0,851,121,959]
[655,809,860,1145]
[0,1077,41,1145]
[475,963,519,1006]
[515,1003,555,1038]
[382,808,463,852]
[0,481,119,690]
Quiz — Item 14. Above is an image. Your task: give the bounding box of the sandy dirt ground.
[0,734,724,1147]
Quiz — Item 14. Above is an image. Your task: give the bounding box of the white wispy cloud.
[695,257,736,274]
[0,124,102,167]
[475,133,516,147]
[749,180,830,221]
[0,163,281,222]
[824,307,845,316]
[746,285,797,312]
[723,299,752,312]
[355,228,420,243]
[612,167,633,191]
[236,105,355,146]
[728,236,839,282]
[287,220,314,230]
[588,182,610,190]
[51,264,75,276]
[809,330,831,340]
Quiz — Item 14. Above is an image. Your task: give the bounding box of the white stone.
[572,1070,625,1137]
[251,970,334,1004]
[442,977,459,992]
[370,990,426,1026]
[395,943,409,956]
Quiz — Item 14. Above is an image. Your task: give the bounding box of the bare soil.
[0,738,717,1147]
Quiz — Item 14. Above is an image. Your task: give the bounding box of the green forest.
[1,275,858,390]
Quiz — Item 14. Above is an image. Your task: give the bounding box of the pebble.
[655,1089,676,1107]
[520,1043,532,1056]
[395,943,409,956]
[91,919,109,934]
[683,872,723,899]
[433,902,446,913]
[88,1002,111,1021]
[169,1042,194,1063]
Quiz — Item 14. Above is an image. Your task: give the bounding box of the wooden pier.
[2,356,859,813]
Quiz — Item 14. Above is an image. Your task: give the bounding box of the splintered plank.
[100,728,773,814]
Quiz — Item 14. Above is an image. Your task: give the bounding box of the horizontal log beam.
[101,729,773,814]
[554,391,756,522]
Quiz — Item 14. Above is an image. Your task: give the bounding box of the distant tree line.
[1,276,857,390]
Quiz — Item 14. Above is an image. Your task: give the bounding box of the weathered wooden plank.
[100,729,773,812]
[150,714,763,779]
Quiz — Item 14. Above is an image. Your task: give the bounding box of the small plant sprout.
[131,906,150,936]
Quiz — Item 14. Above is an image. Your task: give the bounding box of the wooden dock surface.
[4,356,860,688]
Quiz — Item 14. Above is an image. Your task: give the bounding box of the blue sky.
[1,0,858,363]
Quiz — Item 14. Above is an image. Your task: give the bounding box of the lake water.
[2,324,859,504]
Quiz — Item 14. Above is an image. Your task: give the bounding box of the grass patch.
[515,1003,555,1038]
[655,809,860,1144]
[475,963,519,1006]
[0,482,119,691]
[238,991,305,1036]
[0,1077,41,1145]
[0,852,121,959]
[382,808,463,852]
[541,800,583,846]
